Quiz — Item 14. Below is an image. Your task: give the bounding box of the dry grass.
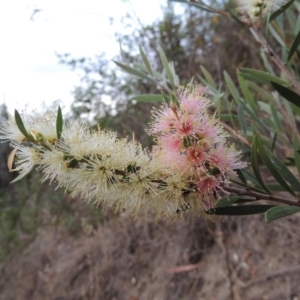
[1,203,300,300]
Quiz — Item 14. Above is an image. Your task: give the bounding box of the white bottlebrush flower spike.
[0,87,246,219]
[237,0,288,20]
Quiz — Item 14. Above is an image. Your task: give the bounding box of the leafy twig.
[223,185,300,207]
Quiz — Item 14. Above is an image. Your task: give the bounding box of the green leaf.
[265,205,300,222]
[256,135,296,196]
[227,99,238,129]
[239,68,288,86]
[130,94,163,103]
[270,133,277,152]
[251,135,271,193]
[239,101,269,132]
[139,46,153,76]
[216,196,255,208]
[161,91,171,104]
[220,114,239,123]
[114,61,154,82]
[270,0,295,21]
[271,82,300,108]
[260,48,275,74]
[293,133,300,177]
[200,65,216,89]
[170,93,179,106]
[265,183,295,192]
[290,102,300,117]
[235,169,247,185]
[226,8,245,26]
[158,46,175,87]
[270,104,282,131]
[206,205,275,216]
[268,24,285,47]
[56,106,63,140]
[133,63,163,80]
[14,110,29,139]
[237,74,258,114]
[224,71,240,101]
[216,196,241,208]
[248,82,274,102]
[288,29,300,61]
[265,149,300,192]
[237,103,247,134]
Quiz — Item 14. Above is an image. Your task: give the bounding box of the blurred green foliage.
[58,1,264,145]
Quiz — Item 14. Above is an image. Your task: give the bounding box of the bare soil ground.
[1,202,300,300]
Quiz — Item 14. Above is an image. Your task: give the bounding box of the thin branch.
[223,185,300,207]
[221,121,251,147]
[189,0,231,18]
[250,27,300,96]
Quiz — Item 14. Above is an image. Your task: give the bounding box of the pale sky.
[0,0,171,115]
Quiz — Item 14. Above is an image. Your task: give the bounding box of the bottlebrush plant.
[2,0,300,222]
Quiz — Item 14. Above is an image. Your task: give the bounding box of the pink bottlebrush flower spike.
[148,85,247,212]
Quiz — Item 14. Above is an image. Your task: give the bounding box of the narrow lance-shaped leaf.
[161,90,171,104]
[248,82,274,102]
[251,135,271,193]
[239,169,265,190]
[265,183,293,192]
[226,8,245,26]
[200,65,216,89]
[14,109,30,139]
[270,103,282,132]
[139,46,153,76]
[227,99,238,129]
[270,0,295,21]
[237,73,258,114]
[235,169,247,186]
[237,103,247,134]
[288,29,300,61]
[271,81,300,109]
[265,205,300,222]
[265,149,300,192]
[260,48,275,74]
[206,205,275,216]
[240,68,288,86]
[239,101,269,132]
[256,134,296,196]
[268,24,285,47]
[133,63,163,80]
[129,94,162,103]
[56,106,63,140]
[114,61,154,82]
[224,71,240,101]
[158,46,175,88]
[286,8,297,32]
[293,133,300,177]
[270,133,277,152]
[216,196,256,208]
